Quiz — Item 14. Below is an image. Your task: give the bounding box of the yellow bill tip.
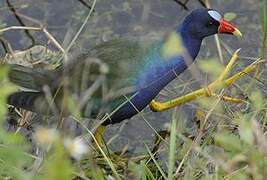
[233,28,242,38]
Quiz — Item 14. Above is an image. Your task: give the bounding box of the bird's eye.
[207,22,214,26]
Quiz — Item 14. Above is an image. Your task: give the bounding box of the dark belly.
[102,70,178,125]
[102,87,159,125]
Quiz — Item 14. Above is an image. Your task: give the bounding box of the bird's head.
[181,8,242,39]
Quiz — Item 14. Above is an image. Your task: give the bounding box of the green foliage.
[0,66,32,179]
[39,141,73,180]
[0,66,16,120]
[63,92,82,120]
[250,90,265,110]
[215,133,242,153]
[258,0,267,57]
[167,116,177,180]
[198,59,224,81]
[0,131,32,179]
[129,160,155,180]
[161,32,183,59]
[224,12,237,21]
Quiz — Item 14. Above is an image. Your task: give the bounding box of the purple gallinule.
[8,8,257,142]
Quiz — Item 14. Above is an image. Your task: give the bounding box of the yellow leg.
[216,49,241,81]
[149,50,264,112]
[93,124,107,148]
[194,108,206,130]
[210,93,245,103]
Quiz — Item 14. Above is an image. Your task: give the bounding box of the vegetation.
[0,0,266,179]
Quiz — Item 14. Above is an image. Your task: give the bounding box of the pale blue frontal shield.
[208,10,222,21]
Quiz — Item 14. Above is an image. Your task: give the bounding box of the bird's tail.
[8,64,54,91]
[7,64,65,114]
[7,91,47,113]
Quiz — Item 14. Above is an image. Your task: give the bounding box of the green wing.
[8,37,158,91]
[8,64,55,91]
[67,38,157,91]
[7,38,159,117]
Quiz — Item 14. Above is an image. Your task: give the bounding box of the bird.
[7,8,242,129]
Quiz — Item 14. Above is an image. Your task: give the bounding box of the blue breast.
[103,30,202,125]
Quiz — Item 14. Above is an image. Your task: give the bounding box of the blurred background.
[0,0,266,179]
[0,0,265,152]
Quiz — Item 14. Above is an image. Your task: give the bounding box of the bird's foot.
[149,49,264,112]
[93,124,107,150]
